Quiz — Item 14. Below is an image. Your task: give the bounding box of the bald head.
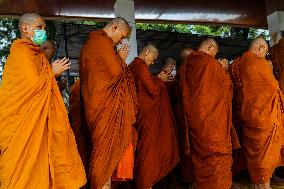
[180,48,194,63]
[18,13,46,41]
[105,17,130,32]
[103,17,130,45]
[139,44,159,66]
[19,13,42,29]
[249,36,268,58]
[198,38,218,57]
[163,57,176,73]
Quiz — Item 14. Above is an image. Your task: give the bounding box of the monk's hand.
[118,44,130,62]
[158,71,173,82]
[51,57,71,77]
[268,60,273,71]
[218,58,229,70]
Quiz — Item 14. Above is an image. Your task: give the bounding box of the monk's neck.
[101,29,115,45]
[20,34,33,42]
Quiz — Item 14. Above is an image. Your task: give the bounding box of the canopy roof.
[0,0,268,28]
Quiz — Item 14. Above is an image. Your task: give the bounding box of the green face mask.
[32,29,47,46]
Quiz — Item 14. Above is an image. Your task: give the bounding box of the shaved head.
[163,57,176,73]
[103,17,130,45]
[164,57,176,67]
[249,36,268,58]
[19,13,42,29]
[198,38,218,57]
[249,36,267,50]
[139,44,159,65]
[105,17,130,33]
[18,13,45,41]
[140,44,159,56]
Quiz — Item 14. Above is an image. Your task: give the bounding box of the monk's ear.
[21,24,29,34]
[145,49,150,56]
[207,44,213,52]
[112,25,118,32]
[258,44,265,53]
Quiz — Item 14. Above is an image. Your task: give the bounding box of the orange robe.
[270,38,284,92]
[79,30,137,189]
[181,51,234,189]
[176,63,194,182]
[129,57,180,189]
[0,39,86,189]
[229,63,247,176]
[69,80,91,173]
[230,51,284,184]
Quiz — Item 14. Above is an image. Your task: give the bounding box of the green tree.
[0,18,19,79]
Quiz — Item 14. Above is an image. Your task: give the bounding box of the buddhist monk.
[180,38,234,189]
[270,31,284,92]
[230,36,284,189]
[79,17,138,189]
[162,57,177,76]
[162,57,176,106]
[128,44,180,189]
[0,13,86,189]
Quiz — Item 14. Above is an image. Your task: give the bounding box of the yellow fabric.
[0,39,86,189]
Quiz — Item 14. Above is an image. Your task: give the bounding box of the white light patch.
[135,12,160,20]
[156,12,243,22]
[60,11,115,18]
[58,10,243,22]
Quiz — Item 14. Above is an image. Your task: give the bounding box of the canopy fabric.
[0,0,267,27]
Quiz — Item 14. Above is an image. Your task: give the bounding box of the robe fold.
[175,64,190,158]
[79,30,137,189]
[270,38,284,92]
[129,57,180,189]
[0,39,86,189]
[176,64,194,182]
[69,80,90,172]
[230,51,284,184]
[181,51,234,189]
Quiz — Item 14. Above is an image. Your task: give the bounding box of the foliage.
[0,18,19,79]
[136,23,269,39]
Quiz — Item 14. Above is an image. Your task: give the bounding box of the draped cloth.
[129,57,180,189]
[69,80,91,173]
[79,30,137,189]
[230,51,284,184]
[181,51,234,189]
[270,38,284,92]
[176,63,194,182]
[0,39,86,189]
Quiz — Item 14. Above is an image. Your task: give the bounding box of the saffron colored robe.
[129,57,180,189]
[181,51,234,189]
[79,30,137,189]
[230,51,284,184]
[0,39,86,189]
